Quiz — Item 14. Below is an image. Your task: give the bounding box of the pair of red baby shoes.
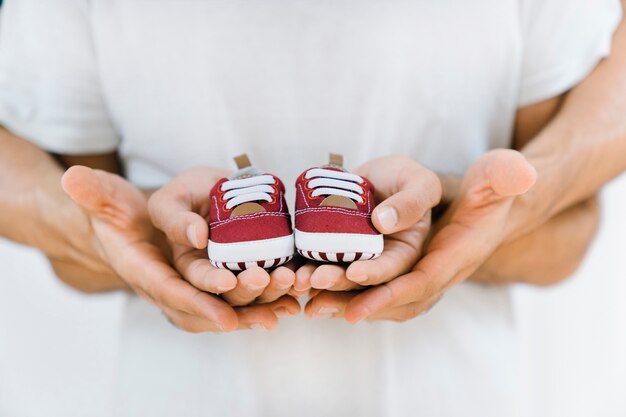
[207,154,383,271]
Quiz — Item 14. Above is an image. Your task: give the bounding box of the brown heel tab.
[234,154,252,169]
[329,153,344,168]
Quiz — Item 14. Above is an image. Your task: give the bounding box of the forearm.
[0,127,75,255]
[507,17,626,240]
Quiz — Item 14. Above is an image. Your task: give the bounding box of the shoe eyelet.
[218,195,231,211]
[307,190,317,200]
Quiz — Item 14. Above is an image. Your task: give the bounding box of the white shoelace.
[220,174,276,209]
[305,168,365,203]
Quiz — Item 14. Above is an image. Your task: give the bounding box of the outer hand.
[293,155,441,308]
[62,166,299,332]
[307,150,537,322]
[148,167,300,307]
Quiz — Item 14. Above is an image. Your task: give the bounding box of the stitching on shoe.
[213,196,221,222]
[210,212,290,229]
[295,207,371,218]
[298,184,310,208]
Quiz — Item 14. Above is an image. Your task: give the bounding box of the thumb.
[61,165,147,225]
[61,165,112,212]
[371,170,441,234]
[148,184,209,250]
[459,149,537,210]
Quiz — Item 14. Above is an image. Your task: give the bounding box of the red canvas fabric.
[209,176,292,244]
[294,169,379,235]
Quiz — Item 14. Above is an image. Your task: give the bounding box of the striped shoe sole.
[210,255,293,272]
[296,249,380,263]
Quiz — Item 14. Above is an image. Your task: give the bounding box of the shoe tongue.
[228,166,265,180]
[320,164,347,172]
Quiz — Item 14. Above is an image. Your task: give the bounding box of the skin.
[1,6,625,331]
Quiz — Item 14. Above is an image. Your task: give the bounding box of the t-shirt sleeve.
[519,0,622,107]
[0,0,119,154]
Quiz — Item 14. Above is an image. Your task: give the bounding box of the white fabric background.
[0,174,625,417]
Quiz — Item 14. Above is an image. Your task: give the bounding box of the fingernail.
[348,275,367,283]
[250,323,268,330]
[186,224,199,248]
[377,206,398,231]
[246,283,267,292]
[346,305,371,324]
[314,307,339,319]
[274,307,291,317]
[311,277,332,290]
[216,286,232,293]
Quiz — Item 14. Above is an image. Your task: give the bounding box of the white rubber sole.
[208,234,294,271]
[294,229,383,263]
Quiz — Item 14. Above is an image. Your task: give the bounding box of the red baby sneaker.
[294,154,383,262]
[208,154,294,271]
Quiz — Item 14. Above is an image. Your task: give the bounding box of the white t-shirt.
[0,1,620,416]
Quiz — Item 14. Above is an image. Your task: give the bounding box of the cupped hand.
[148,167,300,307]
[62,166,299,332]
[307,149,537,323]
[292,155,441,308]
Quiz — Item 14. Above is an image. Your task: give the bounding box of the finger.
[346,220,429,286]
[234,305,278,330]
[289,287,309,297]
[148,167,231,249]
[365,293,443,322]
[148,189,209,250]
[309,288,323,298]
[171,243,237,293]
[256,266,296,304]
[62,165,109,211]
[221,267,271,306]
[164,295,300,332]
[62,166,146,223]
[294,262,318,292]
[354,158,441,234]
[118,243,239,330]
[310,264,361,291]
[236,296,301,330]
[459,149,536,209]
[304,290,357,319]
[266,295,302,318]
[161,306,230,333]
[344,246,452,324]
